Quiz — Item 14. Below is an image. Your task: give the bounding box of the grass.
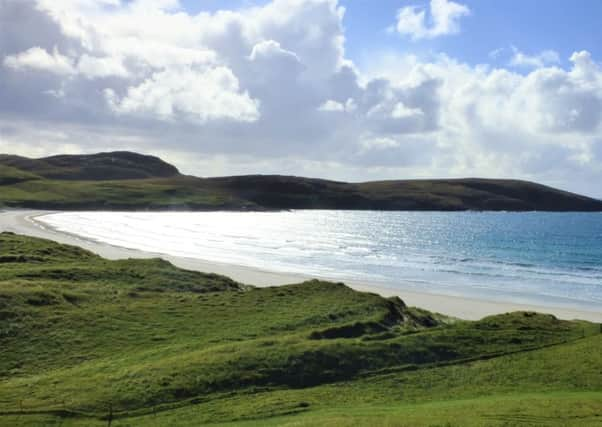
[0,165,41,186]
[1,232,601,426]
[0,176,254,210]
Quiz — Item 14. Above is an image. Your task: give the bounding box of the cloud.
[360,136,399,150]
[105,66,260,123]
[395,0,470,40]
[509,47,560,69]
[4,46,75,75]
[318,98,356,113]
[360,49,602,191]
[391,103,424,119]
[249,40,300,64]
[1,0,602,197]
[76,54,129,79]
[318,100,345,112]
[5,47,130,79]
[488,47,505,60]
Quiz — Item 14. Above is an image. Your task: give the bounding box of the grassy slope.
[0,152,179,181]
[0,153,255,210]
[1,233,600,426]
[0,174,257,210]
[2,152,602,211]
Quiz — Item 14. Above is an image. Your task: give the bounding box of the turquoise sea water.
[39,211,602,311]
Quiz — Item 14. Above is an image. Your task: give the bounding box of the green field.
[1,232,601,426]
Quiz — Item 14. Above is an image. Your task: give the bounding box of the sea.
[37,211,602,312]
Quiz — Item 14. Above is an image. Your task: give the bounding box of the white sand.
[1,209,601,322]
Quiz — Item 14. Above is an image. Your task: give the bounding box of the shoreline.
[1,209,601,322]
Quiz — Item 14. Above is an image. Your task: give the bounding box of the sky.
[1,0,602,198]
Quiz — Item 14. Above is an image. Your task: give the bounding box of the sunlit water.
[38,211,602,311]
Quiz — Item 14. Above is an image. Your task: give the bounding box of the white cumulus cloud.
[105,66,260,123]
[1,0,602,197]
[4,46,75,75]
[395,0,470,40]
[509,47,561,69]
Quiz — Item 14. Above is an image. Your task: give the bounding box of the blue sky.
[348,0,602,67]
[179,0,602,69]
[2,0,602,197]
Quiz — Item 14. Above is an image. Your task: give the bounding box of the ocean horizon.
[37,210,602,312]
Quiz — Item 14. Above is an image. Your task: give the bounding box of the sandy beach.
[1,209,601,322]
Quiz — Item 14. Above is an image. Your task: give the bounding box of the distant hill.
[204,175,602,211]
[1,151,601,211]
[0,151,179,181]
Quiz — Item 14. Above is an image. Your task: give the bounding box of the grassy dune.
[0,232,601,426]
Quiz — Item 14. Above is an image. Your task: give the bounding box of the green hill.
[1,151,601,211]
[1,232,600,426]
[0,152,179,181]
